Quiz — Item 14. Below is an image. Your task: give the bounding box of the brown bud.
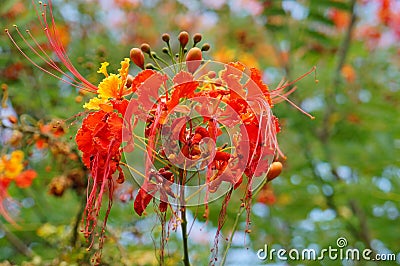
[162,33,170,42]
[126,74,134,88]
[178,31,189,48]
[193,33,202,44]
[162,47,169,54]
[267,161,283,181]
[140,43,151,54]
[186,47,202,73]
[7,115,18,124]
[8,130,23,146]
[201,43,210,52]
[48,176,72,197]
[130,48,145,69]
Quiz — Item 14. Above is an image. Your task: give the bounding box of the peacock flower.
[5,2,316,261]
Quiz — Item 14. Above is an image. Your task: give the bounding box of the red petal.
[133,184,156,216]
[131,69,156,93]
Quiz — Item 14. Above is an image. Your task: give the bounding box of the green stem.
[0,221,33,258]
[70,193,86,247]
[179,169,190,266]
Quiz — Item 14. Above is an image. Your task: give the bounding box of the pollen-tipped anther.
[130,48,145,70]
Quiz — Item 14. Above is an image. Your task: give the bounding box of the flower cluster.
[0,150,37,224]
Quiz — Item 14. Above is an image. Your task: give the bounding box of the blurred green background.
[1,0,399,265]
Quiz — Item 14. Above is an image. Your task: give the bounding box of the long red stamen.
[5,28,86,90]
[13,26,82,88]
[5,0,98,92]
[270,66,317,119]
[41,5,97,92]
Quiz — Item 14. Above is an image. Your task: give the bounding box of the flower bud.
[186,47,202,73]
[162,47,169,54]
[8,115,18,124]
[201,43,210,52]
[130,48,145,69]
[178,31,189,48]
[162,33,170,43]
[193,33,202,45]
[140,43,151,54]
[267,161,282,181]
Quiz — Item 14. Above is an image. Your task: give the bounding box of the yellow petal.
[11,150,24,162]
[83,97,109,110]
[118,58,130,86]
[97,62,110,77]
[0,159,5,173]
[97,74,121,99]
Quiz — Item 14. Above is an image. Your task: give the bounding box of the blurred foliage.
[1,0,400,265]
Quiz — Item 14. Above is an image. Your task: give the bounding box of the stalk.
[179,169,190,266]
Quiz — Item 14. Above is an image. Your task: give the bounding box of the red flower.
[75,110,124,248]
[76,111,122,168]
[134,167,175,216]
[14,170,37,188]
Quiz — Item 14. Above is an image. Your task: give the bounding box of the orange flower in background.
[341,64,356,83]
[329,8,350,30]
[378,0,392,25]
[0,150,38,224]
[0,150,25,178]
[14,169,37,188]
[257,184,276,205]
